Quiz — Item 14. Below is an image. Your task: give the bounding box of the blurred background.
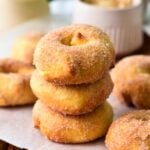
[0,0,149,33]
[0,0,149,57]
[0,0,150,149]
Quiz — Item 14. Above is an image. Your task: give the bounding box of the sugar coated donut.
[105,110,150,150]
[111,55,150,109]
[0,58,36,106]
[34,24,115,85]
[33,100,113,143]
[31,70,113,115]
[12,32,45,64]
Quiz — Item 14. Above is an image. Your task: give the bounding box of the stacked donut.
[31,24,115,143]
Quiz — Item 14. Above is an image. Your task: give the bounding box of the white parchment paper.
[0,96,134,150]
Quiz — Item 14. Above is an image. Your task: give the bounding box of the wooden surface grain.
[0,140,24,150]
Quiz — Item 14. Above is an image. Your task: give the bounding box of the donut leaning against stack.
[0,58,36,106]
[111,55,150,109]
[31,24,115,143]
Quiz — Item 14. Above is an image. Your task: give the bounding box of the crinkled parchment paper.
[0,95,133,150]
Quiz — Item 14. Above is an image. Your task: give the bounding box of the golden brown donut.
[0,58,36,106]
[12,32,45,64]
[34,24,115,85]
[33,100,113,143]
[105,110,150,150]
[31,70,113,115]
[111,55,150,109]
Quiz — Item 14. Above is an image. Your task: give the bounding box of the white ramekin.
[0,0,49,33]
[73,0,143,56]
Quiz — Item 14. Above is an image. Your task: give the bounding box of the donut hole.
[1,67,32,75]
[61,32,88,46]
[0,66,19,74]
[61,35,72,46]
[0,60,33,75]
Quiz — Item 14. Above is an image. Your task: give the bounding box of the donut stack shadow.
[31,24,115,144]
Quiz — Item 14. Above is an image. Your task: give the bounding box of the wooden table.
[0,140,23,150]
[135,33,150,55]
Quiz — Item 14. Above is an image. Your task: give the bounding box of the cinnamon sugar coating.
[33,100,113,143]
[34,24,115,85]
[106,110,150,150]
[0,58,36,106]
